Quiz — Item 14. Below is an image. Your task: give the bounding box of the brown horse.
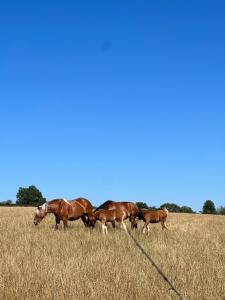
[92,208,128,234]
[139,207,168,234]
[33,197,94,229]
[94,200,141,229]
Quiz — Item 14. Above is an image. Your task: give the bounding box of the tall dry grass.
[0,207,225,300]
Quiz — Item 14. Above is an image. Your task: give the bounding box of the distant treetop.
[202,200,216,214]
[16,185,45,206]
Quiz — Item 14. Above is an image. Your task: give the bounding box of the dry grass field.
[0,207,225,300]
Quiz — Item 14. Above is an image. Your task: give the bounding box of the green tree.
[179,206,194,213]
[217,206,225,215]
[136,202,149,209]
[202,200,216,214]
[148,206,157,211]
[160,202,181,212]
[16,185,45,206]
[0,200,13,206]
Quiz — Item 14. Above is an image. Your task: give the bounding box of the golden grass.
[0,207,225,300]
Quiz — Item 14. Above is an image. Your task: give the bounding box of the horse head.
[33,203,48,225]
[130,217,138,229]
[86,213,97,227]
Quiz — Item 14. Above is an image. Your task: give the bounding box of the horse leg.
[81,214,88,227]
[101,221,104,234]
[104,223,108,234]
[147,224,150,234]
[55,216,61,230]
[121,221,127,233]
[142,223,147,234]
[130,216,137,229]
[62,217,68,230]
[111,220,116,229]
[118,221,122,230]
[101,221,107,234]
[118,221,127,232]
[161,221,167,230]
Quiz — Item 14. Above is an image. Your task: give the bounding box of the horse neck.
[75,200,86,213]
[93,210,100,219]
[47,202,58,213]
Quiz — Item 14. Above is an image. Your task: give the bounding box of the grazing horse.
[92,209,128,234]
[33,197,94,229]
[139,207,168,234]
[95,200,141,229]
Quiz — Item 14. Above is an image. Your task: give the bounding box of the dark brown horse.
[33,197,94,229]
[94,200,141,229]
[92,208,129,233]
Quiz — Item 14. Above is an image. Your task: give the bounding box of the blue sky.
[0,0,224,211]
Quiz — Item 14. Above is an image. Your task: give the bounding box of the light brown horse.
[139,207,168,234]
[33,197,94,229]
[94,200,141,229]
[92,208,128,234]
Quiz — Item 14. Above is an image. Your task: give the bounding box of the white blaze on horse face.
[36,208,40,216]
[39,203,48,214]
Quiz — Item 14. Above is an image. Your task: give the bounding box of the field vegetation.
[0,207,224,299]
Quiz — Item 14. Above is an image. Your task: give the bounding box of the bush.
[202,200,216,214]
[0,200,13,206]
[136,202,149,209]
[160,203,181,212]
[217,206,225,215]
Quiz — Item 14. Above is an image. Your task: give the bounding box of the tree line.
[0,185,45,207]
[0,185,224,215]
[136,200,225,215]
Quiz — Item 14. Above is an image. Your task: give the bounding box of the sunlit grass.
[0,207,224,299]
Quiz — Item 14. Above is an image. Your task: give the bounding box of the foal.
[92,209,128,234]
[95,200,140,229]
[140,207,168,234]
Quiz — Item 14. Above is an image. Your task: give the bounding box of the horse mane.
[95,200,114,211]
[47,198,63,204]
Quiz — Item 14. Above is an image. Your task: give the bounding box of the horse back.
[51,199,83,219]
[74,197,93,214]
[142,209,168,222]
[94,208,126,222]
[95,200,114,211]
[125,202,139,215]
[96,201,139,217]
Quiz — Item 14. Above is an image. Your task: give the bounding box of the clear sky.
[0,0,224,211]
